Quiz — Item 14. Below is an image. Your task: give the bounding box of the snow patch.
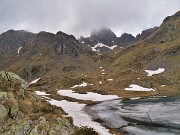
[35,91,50,96]
[81,41,85,43]
[99,81,102,85]
[29,78,41,85]
[71,82,93,88]
[130,97,141,100]
[57,90,119,101]
[42,96,51,100]
[124,84,155,91]
[17,46,22,55]
[91,43,117,52]
[48,99,111,135]
[144,68,165,76]
[101,69,105,72]
[107,79,113,81]
[150,96,167,98]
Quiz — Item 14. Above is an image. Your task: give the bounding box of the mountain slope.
[0,30,98,82]
[99,11,180,96]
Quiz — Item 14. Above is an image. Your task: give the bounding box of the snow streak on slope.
[29,78,41,85]
[91,43,117,52]
[35,91,50,96]
[124,84,155,91]
[71,82,93,88]
[144,68,165,76]
[17,46,22,55]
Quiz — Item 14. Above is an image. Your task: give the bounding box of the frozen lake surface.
[85,96,180,135]
[36,89,180,135]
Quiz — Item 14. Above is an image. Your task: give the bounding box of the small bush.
[74,126,98,135]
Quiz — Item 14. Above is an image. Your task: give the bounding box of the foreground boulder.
[0,71,29,97]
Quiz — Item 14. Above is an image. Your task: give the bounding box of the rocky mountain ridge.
[79,26,158,53]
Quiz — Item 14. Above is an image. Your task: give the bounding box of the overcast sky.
[0,0,179,37]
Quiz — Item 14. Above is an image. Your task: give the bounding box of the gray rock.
[0,104,8,125]
[0,92,8,100]
[0,71,29,91]
[9,99,19,119]
[3,119,31,135]
[56,117,71,127]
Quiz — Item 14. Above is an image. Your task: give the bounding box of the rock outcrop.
[135,27,158,42]
[117,33,135,47]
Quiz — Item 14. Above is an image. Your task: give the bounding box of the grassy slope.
[98,11,180,97]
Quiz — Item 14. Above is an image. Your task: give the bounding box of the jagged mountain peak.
[90,27,117,41]
[135,27,158,42]
[118,33,135,42]
[147,11,180,44]
[2,29,28,34]
[0,29,34,38]
[56,31,77,41]
[36,31,55,39]
[163,10,180,23]
[38,31,55,35]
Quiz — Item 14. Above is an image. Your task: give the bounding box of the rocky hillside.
[0,71,76,135]
[0,30,98,82]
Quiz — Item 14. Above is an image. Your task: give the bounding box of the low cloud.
[0,0,179,37]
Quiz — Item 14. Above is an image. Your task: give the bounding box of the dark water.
[85,97,180,135]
